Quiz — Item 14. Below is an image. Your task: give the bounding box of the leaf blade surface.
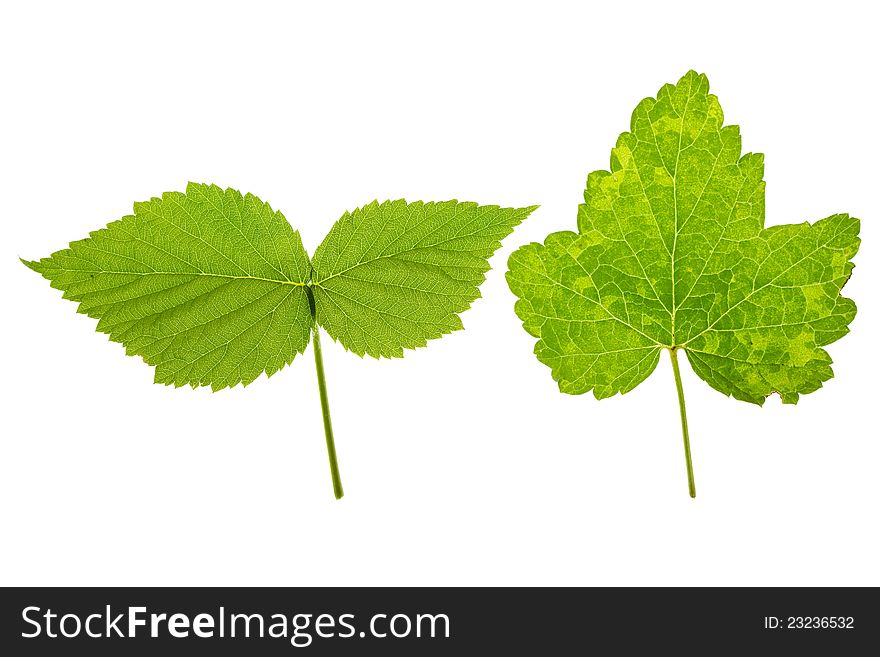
[312,199,537,357]
[507,71,859,404]
[25,183,313,390]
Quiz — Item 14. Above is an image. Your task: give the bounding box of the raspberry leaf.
[24,183,313,391]
[25,185,536,499]
[311,200,537,358]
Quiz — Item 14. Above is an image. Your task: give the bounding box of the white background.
[1,1,877,586]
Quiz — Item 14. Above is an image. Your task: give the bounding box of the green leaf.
[311,199,538,358]
[507,71,859,406]
[25,184,536,498]
[24,183,313,391]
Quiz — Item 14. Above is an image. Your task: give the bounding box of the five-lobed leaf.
[26,184,536,389]
[507,71,859,405]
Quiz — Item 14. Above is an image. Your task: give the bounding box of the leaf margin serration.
[310,198,539,359]
[23,182,315,391]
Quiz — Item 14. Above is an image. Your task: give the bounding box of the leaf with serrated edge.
[24,183,313,391]
[312,200,538,358]
[507,71,859,406]
[26,184,537,498]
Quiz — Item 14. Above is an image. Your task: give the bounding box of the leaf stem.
[312,324,344,499]
[307,287,343,500]
[668,348,696,498]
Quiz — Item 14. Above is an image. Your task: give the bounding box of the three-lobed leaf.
[507,71,859,404]
[26,184,536,389]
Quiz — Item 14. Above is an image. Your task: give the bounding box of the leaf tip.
[185,181,209,196]
[21,257,43,273]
